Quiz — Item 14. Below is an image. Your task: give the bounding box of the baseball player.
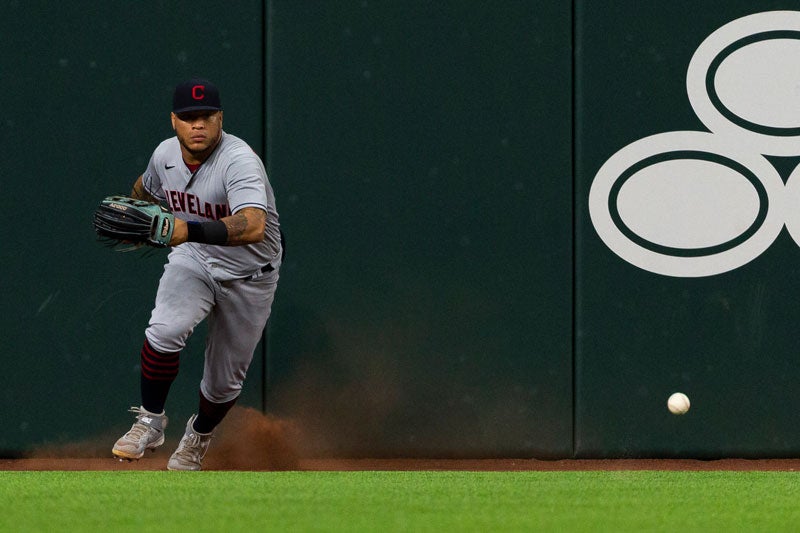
[111,78,282,470]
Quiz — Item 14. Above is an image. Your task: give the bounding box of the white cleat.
[112,406,168,460]
[167,414,212,471]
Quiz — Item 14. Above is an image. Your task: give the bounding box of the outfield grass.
[1,470,798,532]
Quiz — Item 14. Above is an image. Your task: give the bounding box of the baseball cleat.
[112,406,168,460]
[167,414,212,471]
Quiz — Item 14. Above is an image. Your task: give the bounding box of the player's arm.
[169,207,266,247]
[130,175,159,204]
[221,207,267,245]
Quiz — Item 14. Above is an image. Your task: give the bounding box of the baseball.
[667,392,690,415]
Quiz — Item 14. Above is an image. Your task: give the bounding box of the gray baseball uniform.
[140,131,281,402]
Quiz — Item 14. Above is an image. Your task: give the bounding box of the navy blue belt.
[238,263,274,281]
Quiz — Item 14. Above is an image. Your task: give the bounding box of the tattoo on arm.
[130,176,157,203]
[224,212,249,243]
[222,207,266,245]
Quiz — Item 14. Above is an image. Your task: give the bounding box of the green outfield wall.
[576,2,800,457]
[2,1,798,459]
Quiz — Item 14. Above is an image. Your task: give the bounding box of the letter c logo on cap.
[191,85,205,101]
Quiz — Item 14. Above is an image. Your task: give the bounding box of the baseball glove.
[93,195,175,249]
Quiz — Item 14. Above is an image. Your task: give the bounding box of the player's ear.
[170,112,177,131]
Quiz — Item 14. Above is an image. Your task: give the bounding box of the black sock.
[192,391,237,433]
[139,339,179,414]
[140,379,172,415]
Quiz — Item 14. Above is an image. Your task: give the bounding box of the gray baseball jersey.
[141,131,281,280]
[140,131,281,402]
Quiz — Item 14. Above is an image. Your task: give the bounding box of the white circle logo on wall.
[589,11,800,277]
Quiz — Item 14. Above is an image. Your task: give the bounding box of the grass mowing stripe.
[1,471,799,532]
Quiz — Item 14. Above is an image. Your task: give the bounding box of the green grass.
[1,471,799,532]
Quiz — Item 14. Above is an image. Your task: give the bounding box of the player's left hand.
[93,195,175,249]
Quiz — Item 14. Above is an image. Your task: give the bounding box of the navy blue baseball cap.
[172,78,222,113]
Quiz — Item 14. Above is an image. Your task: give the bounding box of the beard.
[179,131,222,160]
